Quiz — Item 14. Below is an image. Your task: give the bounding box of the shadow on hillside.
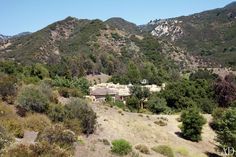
[205,152,222,157]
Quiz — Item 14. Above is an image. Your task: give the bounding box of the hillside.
[0,16,178,83]
[143,2,236,69]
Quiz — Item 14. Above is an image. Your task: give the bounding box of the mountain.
[0,16,177,79]
[105,17,140,34]
[143,2,236,69]
[0,34,11,42]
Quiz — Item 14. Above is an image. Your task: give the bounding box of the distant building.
[89,82,166,103]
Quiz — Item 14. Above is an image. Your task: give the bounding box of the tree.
[215,108,236,151]
[214,74,236,107]
[147,96,170,114]
[126,96,140,111]
[130,86,150,109]
[127,62,141,84]
[180,108,206,142]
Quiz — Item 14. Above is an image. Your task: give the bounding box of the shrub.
[66,99,97,136]
[180,108,206,142]
[24,114,51,132]
[135,144,150,154]
[63,119,82,135]
[37,124,76,150]
[0,103,24,138]
[47,103,67,122]
[0,119,24,138]
[126,96,139,111]
[210,108,226,131]
[2,144,33,157]
[215,108,236,152]
[0,75,18,103]
[154,120,167,126]
[0,125,13,152]
[111,139,132,156]
[152,145,174,157]
[58,87,83,98]
[2,141,71,157]
[17,85,49,113]
[147,96,170,114]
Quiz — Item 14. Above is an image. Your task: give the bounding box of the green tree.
[180,108,206,142]
[216,108,236,151]
[127,62,141,84]
[126,96,140,111]
[147,96,170,114]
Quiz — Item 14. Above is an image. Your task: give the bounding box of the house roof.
[90,87,117,96]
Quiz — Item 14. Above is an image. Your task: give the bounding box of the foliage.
[63,119,82,135]
[147,96,171,114]
[0,125,13,153]
[151,145,174,157]
[111,139,132,156]
[126,96,140,111]
[159,79,216,112]
[215,108,236,151]
[24,114,51,132]
[214,74,236,107]
[180,108,206,142]
[16,85,49,113]
[210,108,226,131]
[31,63,49,79]
[47,103,67,122]
[2,141,71,157]
[37,124,76,150]
[0,75,18,103]
[58,87,83,98]
[66,99,97,135]
[0,119,24,138]
[52,76,89,94]
[0,103,24,138]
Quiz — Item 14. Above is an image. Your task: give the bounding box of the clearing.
[75,102,218,157]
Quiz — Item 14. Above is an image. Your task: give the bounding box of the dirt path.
[75,102,218,157]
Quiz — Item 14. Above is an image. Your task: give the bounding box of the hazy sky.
[1,0,234,35]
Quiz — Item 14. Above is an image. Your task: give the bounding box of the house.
[89,82,166,102]
[90,87,117,102]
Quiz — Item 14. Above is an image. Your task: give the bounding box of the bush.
[0,125,13,152]
[135,144,150,154]
[147,96,171,114]
[154,120,167,126]
[0,119,24,138]
[210,108,226,131]
[58,87,83,98]
[17,85,49,113]
[126,96,139,111]
[215,108,236,152]
[0,75,18,103]
[2,141,71,157]
[47,103,67,122]
[24,114,51,132]
[151,145,174,157]
[180,108,206,142]
[37,124,76,150]
[111,139,132,156]
[66,99,97,136]
[0,103,24,138]
[63,119,82,135]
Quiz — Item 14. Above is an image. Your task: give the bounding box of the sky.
[1,0,235,35]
